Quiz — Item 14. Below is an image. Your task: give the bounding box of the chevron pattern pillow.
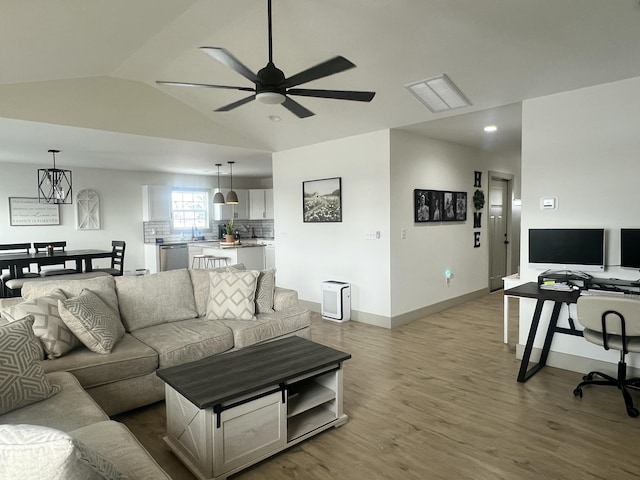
[58,289,126,355]
[206,270,259,320]
[0,289,82,359]
[0,317,60,415]
[0,424,126,479]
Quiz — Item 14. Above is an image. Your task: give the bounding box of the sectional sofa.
[0,266,311,479]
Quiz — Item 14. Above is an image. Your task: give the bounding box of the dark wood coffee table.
[157,336,351,480]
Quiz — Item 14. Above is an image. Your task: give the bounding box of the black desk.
[504,282,581,382]
[0,249,112,278]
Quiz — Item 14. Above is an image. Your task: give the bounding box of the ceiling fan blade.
[282,56,356,88]
[200,47,261,84]
[214,94,257,112]
[288,88,376,102]
[282,97,314,118]
[156,81,255,92]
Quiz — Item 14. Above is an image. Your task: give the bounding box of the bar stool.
[191,255,229,269]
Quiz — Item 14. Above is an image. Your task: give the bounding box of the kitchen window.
[171,189,210,230]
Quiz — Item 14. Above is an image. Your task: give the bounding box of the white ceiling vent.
[405,74,471,113]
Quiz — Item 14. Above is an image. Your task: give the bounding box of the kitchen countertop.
[145,238,274,246]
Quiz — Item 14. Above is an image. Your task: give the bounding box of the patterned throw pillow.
[0,424,127,480]
[227,266,276,314]
[206,270,259,320]
[255,269,276,314]
[0,289,81,359]
[58,289,126,355]
[0,317,60,415]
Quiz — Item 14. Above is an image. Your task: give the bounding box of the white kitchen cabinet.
[213,189,249,221]
[249,189,274,220]
[142,185,172,221]
[265,188,274,219]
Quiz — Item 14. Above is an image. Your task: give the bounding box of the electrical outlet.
[401,228,407,239]
[365,232,376,240]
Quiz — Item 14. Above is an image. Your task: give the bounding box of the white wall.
[520,75,640,368]
[390,130,520,317]
[0,162,266,272]
[273,130,392,323]
[273,128,520,328]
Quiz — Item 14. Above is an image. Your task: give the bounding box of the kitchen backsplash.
[143,220,275,243]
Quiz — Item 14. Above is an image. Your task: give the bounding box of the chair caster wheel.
[627,407,639,418]
[573,388,583,398]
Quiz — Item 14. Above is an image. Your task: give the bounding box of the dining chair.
[0,243,39,297]
[32,241,76,276]
[92,241,126,276]
[573,294,640,417]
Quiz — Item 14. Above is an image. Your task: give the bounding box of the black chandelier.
[38,149,73,204]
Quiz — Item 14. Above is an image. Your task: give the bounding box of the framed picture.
[455,192,467,221]
[414,189,467,223]
[9,197,60,226]
[303,177,342,223]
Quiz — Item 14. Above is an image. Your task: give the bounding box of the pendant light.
[226,161,239,204]
[213,163,225,204]
[37,149,73,204]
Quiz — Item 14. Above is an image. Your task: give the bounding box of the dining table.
[0,249,113,278]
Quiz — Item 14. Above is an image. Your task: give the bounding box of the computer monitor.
[621,228,640,270]
[528,228,605,272]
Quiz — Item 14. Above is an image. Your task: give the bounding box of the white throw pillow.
[58,289,125,355]
[206,270,259,320]
[0,424,127,480]
[0,289,81,359]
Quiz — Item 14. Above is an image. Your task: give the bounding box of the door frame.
[488,171,514,289]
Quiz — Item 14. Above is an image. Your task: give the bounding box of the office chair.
[573,294,640,417]
[92,241,126,276]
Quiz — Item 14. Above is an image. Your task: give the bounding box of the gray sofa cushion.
[115,269,198,332]
[21,276,120,320]
[0,372,108,432]
[0,423,126,480]
[131,318,234,368]
[189,264,245,317]
[42,334,158,390]
[221,306,311,349]
[72,420,172,480]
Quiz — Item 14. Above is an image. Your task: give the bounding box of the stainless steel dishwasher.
[159,244,189,271]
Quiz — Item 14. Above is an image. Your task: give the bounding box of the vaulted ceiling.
[1,0,639,176]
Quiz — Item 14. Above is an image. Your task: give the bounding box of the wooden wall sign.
[9,197,60,226]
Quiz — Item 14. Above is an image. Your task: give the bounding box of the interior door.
[489,178,509,291]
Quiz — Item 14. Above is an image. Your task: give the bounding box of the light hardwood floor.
[116,291,640,479]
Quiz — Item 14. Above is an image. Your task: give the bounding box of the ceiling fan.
[156,0,375,118]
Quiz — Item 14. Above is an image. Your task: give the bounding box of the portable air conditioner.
[321,281,351,322]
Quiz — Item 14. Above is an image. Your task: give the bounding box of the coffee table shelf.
[158,337,351,480]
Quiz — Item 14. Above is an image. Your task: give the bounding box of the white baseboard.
[300,287,489,330]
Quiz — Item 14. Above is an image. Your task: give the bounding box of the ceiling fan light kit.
[256,91,285,104]
[156,0,375,118]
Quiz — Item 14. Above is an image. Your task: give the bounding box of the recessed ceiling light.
[269,115,282,122]
[404,74,471,113]
[484,125,498,133]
